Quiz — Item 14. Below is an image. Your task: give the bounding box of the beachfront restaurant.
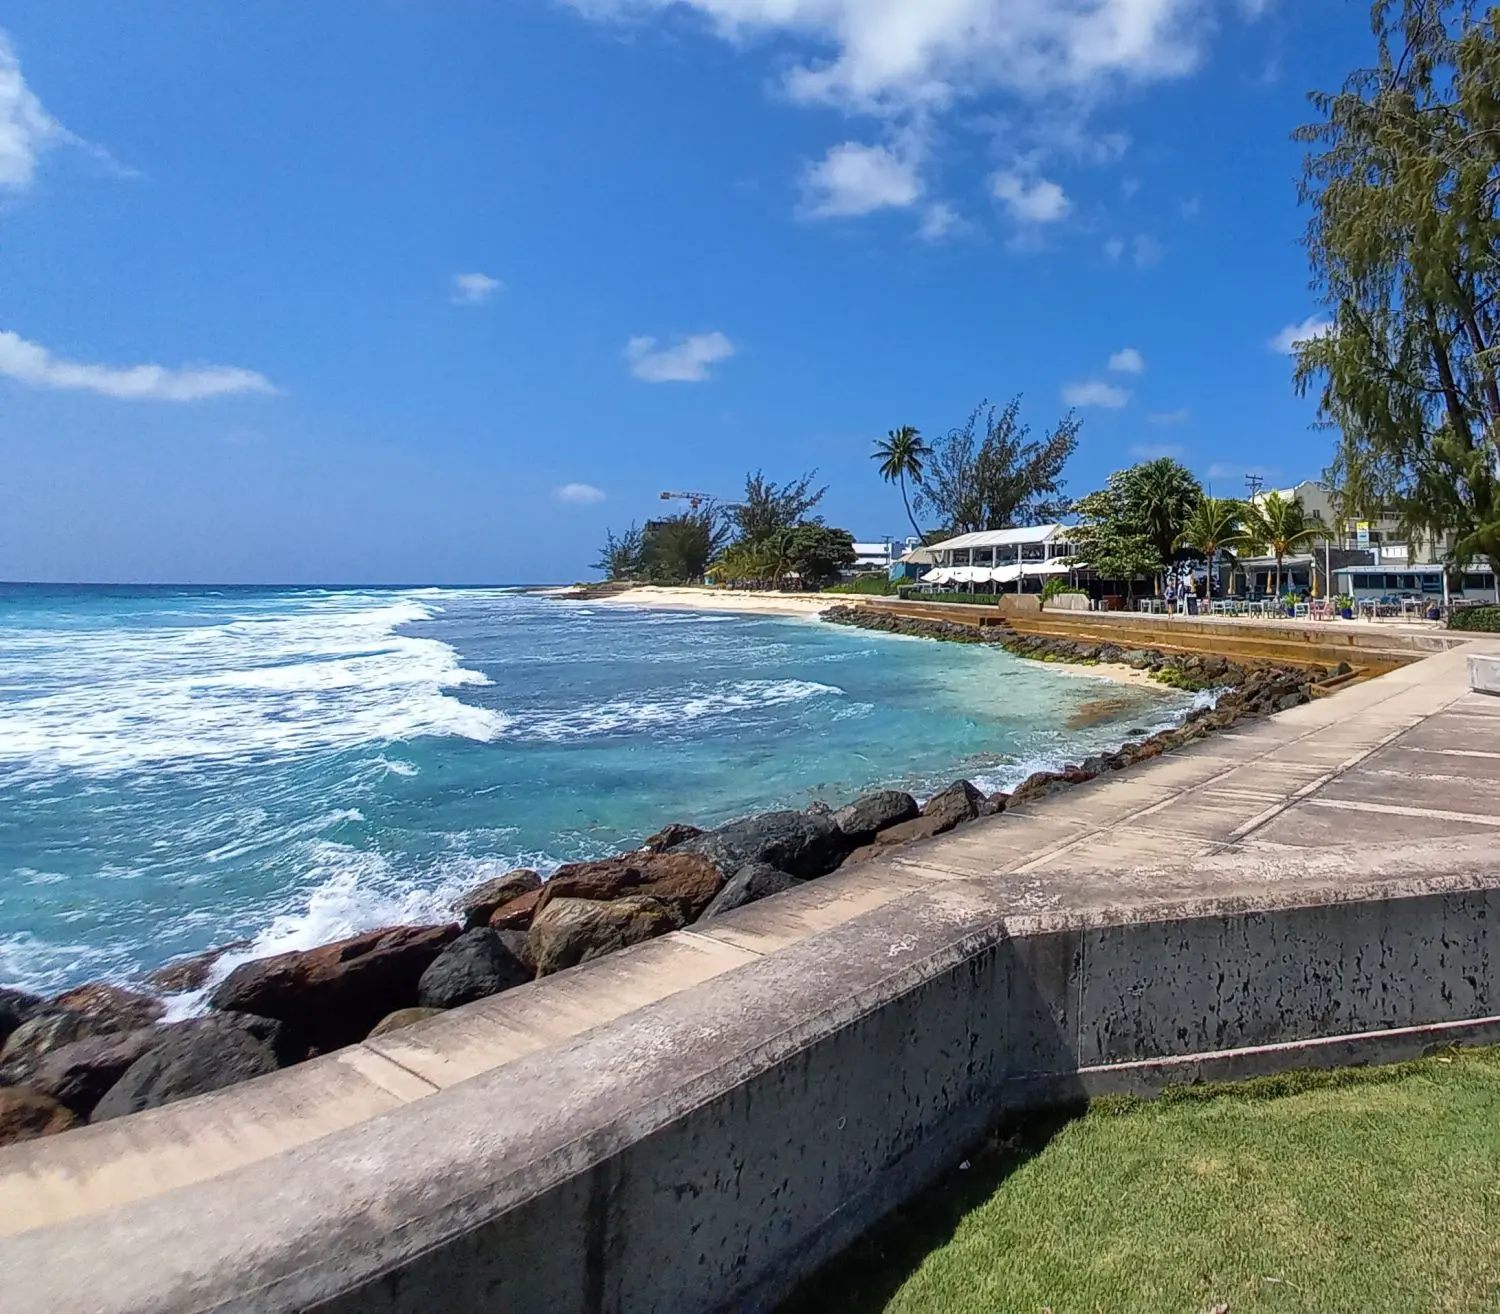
[1333,562,1499,606]
[918,525,1080,593]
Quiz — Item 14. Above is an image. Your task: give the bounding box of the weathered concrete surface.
[1472,653,1500,695]
[2,638,1499,1313]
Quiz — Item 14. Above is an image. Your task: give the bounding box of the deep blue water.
[0,585,1197,995]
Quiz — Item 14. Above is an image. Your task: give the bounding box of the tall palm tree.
[1120,457,1203,592]
[1243,491,1330,597]
[1174,496,1249,599]
[872,426,932,545]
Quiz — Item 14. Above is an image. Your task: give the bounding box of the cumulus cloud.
[0,30,68,190]
[1108,346,1144,373]
[1269,316,1332,354]
[918,201,963,241]
[1061,379,1130,408]
[991,170,1071,224]
[451,272,505,304]
[1103,236,1126,262]
[625,331,735,382]
[556,482,607,505]
[804,139,922,216]
[0,330,278,402]
[1132,234,1164,267]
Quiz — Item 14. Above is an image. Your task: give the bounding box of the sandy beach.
[581,586,1160,687]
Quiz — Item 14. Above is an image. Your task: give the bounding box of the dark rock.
[367,1007,444,1038]
[91,1016,281,1121]
[1126,727,1148,737]
[50,983,164,1035]
[831,790,920,844]
[0,987,44,1050]
[0,1087,79,1146]
[920,780,986,833]
[417,929,532,1009]
[494,928,536,973]
[1006,771,1068,807]
[489,887,546,931]
[805,800,834,818]
[680,809,852,879]
[538,851,725,922]
[640,822,704,853]
[979,793,1009,816]
[32,1027,162,1117]
[145,941,252,994]
[457,870,543,930]
[0,1011,91,1087]
[698,863,804,921]
[866,813,949,846]
[529,896,684,976]
[208,923,460,1054]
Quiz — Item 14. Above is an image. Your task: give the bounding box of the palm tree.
[1242,491,1330,598]
[1174,496,1249,599]
[872,426,932,545]
[1121,458,1203,590]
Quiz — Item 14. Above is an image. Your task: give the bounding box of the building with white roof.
[918,524,1080,590]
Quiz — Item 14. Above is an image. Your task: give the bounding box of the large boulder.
[831,791,919,845]
[145,941,252,994]
[0,987,44,1050]
[0,1011,91,1087]
[32,1027,163,1117]
[528,896,684,976]
[640,822,703,853]
[0,1087,79,1147]
[456,870,543,930]
[91,1015,281,1121]
[50,983,164,1034]
[417,929,532,1009]
[919,780,985,834]
[697,863,803,921]
[679,810,851,880]
[209,923,460,1054]
[488,887,546,931]
[538,851,724,922]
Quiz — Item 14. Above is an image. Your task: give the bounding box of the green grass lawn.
[781,1049,1500,1314]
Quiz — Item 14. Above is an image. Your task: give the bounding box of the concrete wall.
[1043,593,1091,612]
[1473,654,1500,694]
[8,870,1499,1314]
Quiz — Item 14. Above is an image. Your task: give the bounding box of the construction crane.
[659,490,719,510]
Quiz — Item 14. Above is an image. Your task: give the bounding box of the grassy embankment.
[782,1048,1500,1314]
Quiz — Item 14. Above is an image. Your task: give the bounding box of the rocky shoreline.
[0,608,1326,1149]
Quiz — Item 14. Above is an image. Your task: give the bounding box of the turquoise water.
[0,585,1197,994]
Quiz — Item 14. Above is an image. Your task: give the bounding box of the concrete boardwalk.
[2,638,1499,1312]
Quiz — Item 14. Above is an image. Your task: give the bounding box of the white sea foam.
[0,593,507,779]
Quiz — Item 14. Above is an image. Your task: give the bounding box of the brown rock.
[145,941,252,994]
[1006,771,1068,807]
[0,1011,92,1087]
[870,814,949,846]
[367,1007,445,1038]
[208,923,461,1054]
[980,793,1008,816]
[457,870,543,930]
[537,852,724,922]
[488,886,546,931]
[640,822,703,853]
[528,895,684,976]
[33,1027,163,1117]
[0,1087,79,1147]
[919,780,985,833]
[50,983,164,1034]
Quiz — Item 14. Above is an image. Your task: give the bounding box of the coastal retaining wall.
[1473,654,1500,694]
[8,858,1500,1314]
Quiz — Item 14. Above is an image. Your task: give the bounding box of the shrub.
[918,591,1003,605]
[1041,578,1087,603]
[824,573,898,596]
[1449,605,1500,632]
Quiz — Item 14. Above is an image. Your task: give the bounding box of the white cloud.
[1133,234,1164,267]
[0,30,66,190]
[1102,236,1125,262]
[804,139,922,217]
[625,331,735,383]
[1148,407,1190,425]
[556,482,607,505]
[1062,379,1130,408]
[1130,442,1183,459]
[0,330,277,402]
[991,170,1071,224]
[451,272,504,304]
[918,201,962,240]
[1108,346,1144,373]
[1269,316,1332,354]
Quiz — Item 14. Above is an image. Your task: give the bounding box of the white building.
[919,525,1079,591]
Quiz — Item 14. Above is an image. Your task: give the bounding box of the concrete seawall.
[3,640,1498,1313]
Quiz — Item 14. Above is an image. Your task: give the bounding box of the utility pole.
[1244,474,1264,500]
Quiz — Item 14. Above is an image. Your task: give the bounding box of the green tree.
[730,471,827,544]
[1070,485,1161,601]
[641,510,730,584]
[914,397,1081,534]
[1174,496,1250,599]
[1242,492,1330,596]
[591,523,644,581]
[781,525,857,588]
[871,426,932,545]
[1116,458,1203,582]
[1294,0,1500,579]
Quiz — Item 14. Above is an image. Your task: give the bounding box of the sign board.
[1355,520,1371,547]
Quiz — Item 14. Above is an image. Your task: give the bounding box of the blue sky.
[1,0,1361,584]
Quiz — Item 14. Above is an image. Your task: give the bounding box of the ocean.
[0,585,1200,996]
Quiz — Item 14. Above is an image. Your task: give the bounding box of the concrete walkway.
[2,638,1498,1312]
